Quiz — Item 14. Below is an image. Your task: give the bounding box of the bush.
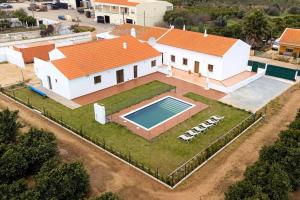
[214,16,227,27]
[287,6,300,15]
[0,179,27,200]
[19,129,58,174]
[36,162,89,200]
[0,109,23,144]
[92,192,121,200]
[225,181,268,200]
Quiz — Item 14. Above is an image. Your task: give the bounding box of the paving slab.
[220,76,293,113]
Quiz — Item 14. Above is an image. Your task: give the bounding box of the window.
[286,48,293,53]
[171,55,175,62]
[94,75,101,84]
[208,64,214,72]
[183,58,188,65]
[151,60,156,67]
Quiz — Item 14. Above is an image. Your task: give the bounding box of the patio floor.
[73,72,225,106]
[171,68,257,88]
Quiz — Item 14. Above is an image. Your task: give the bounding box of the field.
[7,82,250,176]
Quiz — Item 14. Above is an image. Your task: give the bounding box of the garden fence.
[1,86,263,188]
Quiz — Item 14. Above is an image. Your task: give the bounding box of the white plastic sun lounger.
[206,119,218,125]
[193,126,206,133]
[200,122,212,129]
[185,129,199,136]
[212,115,224,121]
[178,134,194,141]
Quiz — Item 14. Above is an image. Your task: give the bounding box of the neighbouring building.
[34,36,161,99]
[93,0,173,26]
[14,41,55,64]
[278,28,300,58]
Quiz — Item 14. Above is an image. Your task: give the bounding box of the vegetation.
[71,24,96,33]
[0,109,120,199]
[7,84,250,175]
[163,1,300,50]
[225,109,300,199]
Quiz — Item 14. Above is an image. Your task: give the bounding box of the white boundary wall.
[208,68,266,93]
[0,32,92,49]
[0,47,25,68]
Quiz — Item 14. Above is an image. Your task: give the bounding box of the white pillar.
[94,103,106,124]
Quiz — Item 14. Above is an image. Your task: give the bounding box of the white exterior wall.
[49,49,66,61]
[68,55,161,99]
[154,43,224,80]
[221,40,250,80]
[94,1,173,26]
[34,58,72,99]
[94,3,137,24]
[136,1,173,26]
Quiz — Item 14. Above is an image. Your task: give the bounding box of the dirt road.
[0,84,300,199]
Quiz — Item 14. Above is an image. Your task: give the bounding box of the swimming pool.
[122,96,195,130]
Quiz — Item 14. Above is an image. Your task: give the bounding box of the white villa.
[93,0,173,26]
[34,24,264,100]
[34,36,161,99]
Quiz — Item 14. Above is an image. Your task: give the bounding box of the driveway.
[11,2,115,33]
[220,76,293,113]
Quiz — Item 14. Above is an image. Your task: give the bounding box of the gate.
[248,60,266,72]
[266,65,297,81]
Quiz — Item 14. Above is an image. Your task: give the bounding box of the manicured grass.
[9,85,250,175]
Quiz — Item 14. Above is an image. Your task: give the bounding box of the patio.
[171,68,257,88]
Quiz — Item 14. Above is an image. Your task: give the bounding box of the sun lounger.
[212,115,224,121]
[200,122,212,128]
[206,119,218,125]
[193,126,206,133]
[178,134,194,141]
[185,129,199,136]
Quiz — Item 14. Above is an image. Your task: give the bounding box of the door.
[105,15,110,23]
[126,19,133,24]
[97,16,104,23]
[116,69,124,84]
[133,65,138,78]
[47,76,52,90]
[194,61,200,73]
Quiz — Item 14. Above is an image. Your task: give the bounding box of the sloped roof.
[51,36,160,80]
[279,28,300,46]
[112,24,168,41]
[94,0,140,6]
[157,29,238,57]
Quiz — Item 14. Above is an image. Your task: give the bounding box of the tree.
[92,192,121,200]
[0,109,23,144]
[36,162,89,200]
[225,180,269,200]
[265,4,281,16]
[245,162,291,200]
[243,10,270,49]
[287,6,300,14]
[0,179,27,200]
[214,16,227,27]
[0,146,28,184]
[19,128,58,174]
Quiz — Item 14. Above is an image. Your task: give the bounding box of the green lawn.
[9,83,250,175]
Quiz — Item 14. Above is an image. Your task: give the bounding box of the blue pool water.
[123,97,193,129]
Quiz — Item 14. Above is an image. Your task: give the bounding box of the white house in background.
[102,24,252,81]
[34,36,161,99]
[93,0,173,26]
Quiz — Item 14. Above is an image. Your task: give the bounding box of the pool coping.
[120,96,196,131]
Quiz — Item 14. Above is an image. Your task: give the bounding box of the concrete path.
[220,76,292,113]
[37,86,81,109]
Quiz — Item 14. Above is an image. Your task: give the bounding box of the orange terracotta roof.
[157,29,238,57]
[14,42,55,64]
[112,24,169,41]
[94,0,139,6]
[51,36,161,80]
[279,28,300,46]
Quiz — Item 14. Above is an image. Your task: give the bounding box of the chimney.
[204,29,208,37]
[123,42,127,49]
[130,27,136,38]
[183,24,186,31]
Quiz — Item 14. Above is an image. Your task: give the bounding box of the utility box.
[94,103,106,124]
